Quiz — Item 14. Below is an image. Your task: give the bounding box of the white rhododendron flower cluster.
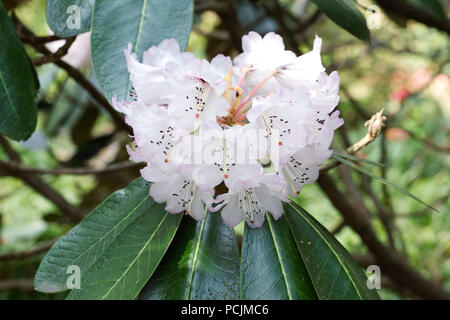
[113,32,343,228]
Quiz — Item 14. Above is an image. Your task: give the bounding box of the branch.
[32,37,76,66]
[331,220,346,235]
[318,173,450,299]
[13,15,132,135]
[0,135,20,162]
[21,34,62,44]
[0,240,55,261]
[0,160,144,176]
[54,59,132,134]
[0,279,34,292]
[0,136,85,222]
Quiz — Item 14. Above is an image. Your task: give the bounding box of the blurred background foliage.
[0,0,449,299]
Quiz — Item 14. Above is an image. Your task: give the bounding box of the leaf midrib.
[37,194,151,288]
[185,213,207,299]
[0,68,22,129]
[100,211,170,299]
[286,203,364,299]
[266,214,294,300]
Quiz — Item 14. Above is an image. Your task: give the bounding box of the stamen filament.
[238,66,249,88]
[234,68,278,117]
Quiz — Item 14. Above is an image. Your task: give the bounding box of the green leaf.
[311,0,370,42]
[407,0,446,21]
[333,153,438,212]
[0,3,38,141]
[91,0,194,102]
[34,178,183,300]
[241,205,380,300]
[284,202,380,299]
[46,0,95,37]
[140,211,240,300]
[240,214,317,300]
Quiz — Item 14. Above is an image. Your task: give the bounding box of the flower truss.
[113,32,343,229]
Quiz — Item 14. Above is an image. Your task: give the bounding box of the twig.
[0,135,20,162]
[353,109,387,152]
[0,160,144,176]
[54,60,132,134]
[0,240,56,261]
[331,220,346,235]
[32,37,76,66]
[21,34,62,44]
[0,279,34,292]
[13,15,132,135]
[320,109,387,173]
[0,136,85,222]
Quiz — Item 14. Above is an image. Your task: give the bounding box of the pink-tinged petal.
[210,54,232,78]
[242,31,263,52]
[262,32,285,51]
[149,174,182,204]
[330,110,344,130]
[281,147,332,197]
[192,165,223,190]
[311,71,340,113]
[220,195,243,227]
[224,164,263,193]
[187,187,214,221]
[188,193,206,221]
[112,96,131,114]
[234,31,296,94]
[141,165,171,183]
[254,185,283,220]
[142,39,184,67]
[276,35,325,89]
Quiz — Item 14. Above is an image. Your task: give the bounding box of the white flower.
[113,31,343,228]
[145,169,214,221]
[124,39,194,105]
[247,87,315,167]
[281,147,332,197]
[234,32,296,93]
[311,71,340,113]
[275,35,325,89]
[214,164,287,228]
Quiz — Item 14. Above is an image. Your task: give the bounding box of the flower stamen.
[234,68,278,118]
